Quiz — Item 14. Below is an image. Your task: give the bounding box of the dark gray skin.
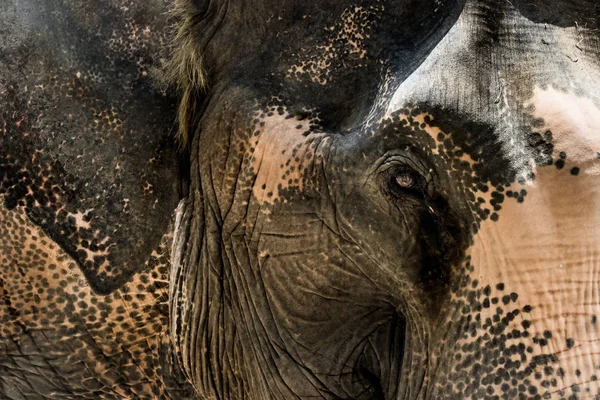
[2,0,600,399]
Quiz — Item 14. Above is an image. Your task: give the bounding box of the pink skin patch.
[248,110,324,205]
[466,88,600,394]
[527,86,600,174]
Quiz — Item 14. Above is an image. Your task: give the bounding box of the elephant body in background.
[1,0,600,399]
[0,0,194,397]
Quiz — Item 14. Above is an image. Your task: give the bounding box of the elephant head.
[2,0,600,399]
[167,0,600,398]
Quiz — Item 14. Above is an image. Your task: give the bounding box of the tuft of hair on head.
[166,0,207,148]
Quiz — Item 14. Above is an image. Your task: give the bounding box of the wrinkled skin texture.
[2,0,600,400]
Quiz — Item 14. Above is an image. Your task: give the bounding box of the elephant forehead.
[384,0,600,129]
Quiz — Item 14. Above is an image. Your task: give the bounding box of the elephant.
[1,0,600,398]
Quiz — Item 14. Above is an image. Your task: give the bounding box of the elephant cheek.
[429,154,600,397]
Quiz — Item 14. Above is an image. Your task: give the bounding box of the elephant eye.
[395,171,418,189]
[388,166,426,198]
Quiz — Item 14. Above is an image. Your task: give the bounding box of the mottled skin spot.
[287,4,384,84]
[528,87,600,173]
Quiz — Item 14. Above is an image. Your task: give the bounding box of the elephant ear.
[0,0,182,294]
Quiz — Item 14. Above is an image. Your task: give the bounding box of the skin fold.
[1,0,600,399]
